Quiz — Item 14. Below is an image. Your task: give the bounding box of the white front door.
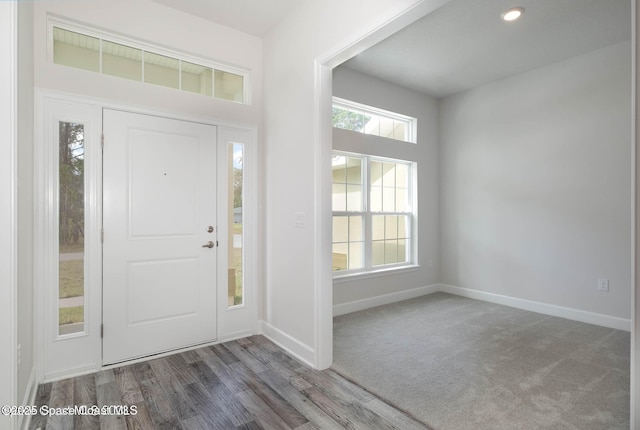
[102,109,217,365]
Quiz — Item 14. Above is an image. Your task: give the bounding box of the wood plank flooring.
[29,336,430,430]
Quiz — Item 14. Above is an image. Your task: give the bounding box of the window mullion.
[364,156,372,270]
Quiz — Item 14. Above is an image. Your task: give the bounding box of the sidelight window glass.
[58,122,86,335]
[228,143,244,307]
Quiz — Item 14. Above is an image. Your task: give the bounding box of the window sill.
[333,264,421,284]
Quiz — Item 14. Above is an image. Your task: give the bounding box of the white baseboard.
[19,367,37,430]
[333,284,441,317]
[438,284,631,332]
[258,321,315,367]
[218,329,254,343]
[332,283,631,332]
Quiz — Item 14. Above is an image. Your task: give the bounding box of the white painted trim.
[18,368,37,430]
[633,0,639,424]
[36,88,254,132]
[35,89,260,381]
[334,284,631,331]
[218,330,255,343]
[216,127,259,341]
[313,0,451,371]
[333,284,440,317]
[36,94,102,381]
[313,61,334,370]
[259,320,315,368]
[439,284,632,332]
[0,3,18,429]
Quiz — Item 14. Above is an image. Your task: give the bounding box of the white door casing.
[102,109,217,365]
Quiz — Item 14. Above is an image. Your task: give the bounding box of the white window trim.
[332,97,417,143]
[47,15,252,105]
[332,151,418,278]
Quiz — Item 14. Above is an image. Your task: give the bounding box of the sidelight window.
[58,122,86,335]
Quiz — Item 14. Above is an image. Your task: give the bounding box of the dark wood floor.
[30,336,430,430]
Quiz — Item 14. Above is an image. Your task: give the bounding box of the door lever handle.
[202,241,214,248]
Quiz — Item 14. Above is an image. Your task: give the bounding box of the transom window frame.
[47,16,252,105]
[332,97,417,143]
[332,150,418,278]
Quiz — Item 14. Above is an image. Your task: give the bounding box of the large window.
[332,152,415,275]
[332,97,416,143]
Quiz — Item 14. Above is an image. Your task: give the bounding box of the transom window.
[332,97,416,143]
[50,19,249,104]
[332,152,415,275]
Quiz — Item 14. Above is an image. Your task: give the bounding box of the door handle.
[202,241,214,248]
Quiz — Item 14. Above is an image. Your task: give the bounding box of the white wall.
[440,40,632,320]
[262,0,449,366]
[18,0,35,411]
[33,0,263,126]
[332,67,440,305]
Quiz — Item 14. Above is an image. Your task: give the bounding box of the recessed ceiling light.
[501,7,524,22]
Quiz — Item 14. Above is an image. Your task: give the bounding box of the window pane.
[370,186,382,212]
[385,240,399,264]
[398,239,407,262]
[102,40,142,82]
[333,243,348,271]
[393,120,408,141]
[215,70,244,103]
[333,216,348,243]
[53,27,100,73]
[349,242,363,270]
[383,163,396,187]
[383,187,396,212]
[398,215,408,239]
[371,161,383,186]
[182,61,212,96]
[372,215,384,241]
[144,52,179,89]
[58,122,85,336]
[346,184,362,212]
[385,215,398,240]
[366,114,380,136]
[346,157,362,184]
[332,183,346,211]
[372,241,385,266]
[349,216,362,242]
[396,188,408,212]
[396,164,408,188]
[333,107,366,131]
[228,143,244,306]
[332,155,347,182]
[379,116,394,139]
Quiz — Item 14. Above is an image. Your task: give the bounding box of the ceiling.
[151,0,299,37]
[341,0,632,98]
[150,0,631,98]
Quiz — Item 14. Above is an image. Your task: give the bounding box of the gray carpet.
[332,292,630,430]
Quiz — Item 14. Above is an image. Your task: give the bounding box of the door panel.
[102,109,217,365]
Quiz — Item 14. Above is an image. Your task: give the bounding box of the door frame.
[35,89,258,382]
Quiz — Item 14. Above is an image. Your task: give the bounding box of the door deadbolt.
[207,226,214,233]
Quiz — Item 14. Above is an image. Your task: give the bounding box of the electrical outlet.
[597,278,609,292]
